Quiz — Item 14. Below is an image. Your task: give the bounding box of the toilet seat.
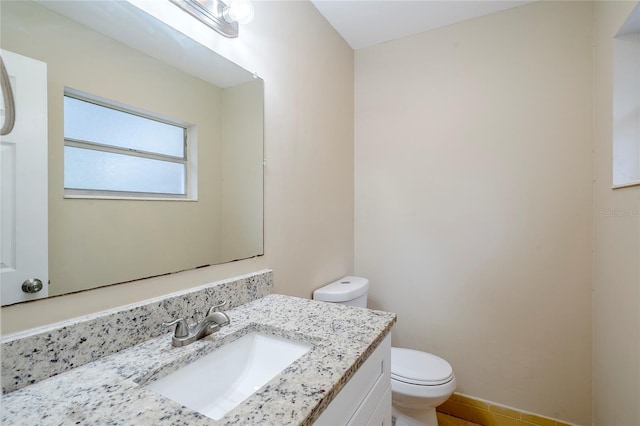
[391,347,454,386]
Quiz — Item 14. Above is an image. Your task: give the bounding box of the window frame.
[612,4,640,189]
[63,88,197,201]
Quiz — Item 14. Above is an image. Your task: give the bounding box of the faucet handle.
[206,301,227,316]
[162,318,189,338]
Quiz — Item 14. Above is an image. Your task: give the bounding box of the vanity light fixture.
[222,0,255,25]
[170,0,254,38]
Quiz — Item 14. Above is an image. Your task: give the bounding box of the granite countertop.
[1,294,396,425]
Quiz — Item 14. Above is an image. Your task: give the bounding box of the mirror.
[0,0,264,305]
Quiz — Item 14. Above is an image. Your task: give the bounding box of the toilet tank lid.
[313,276,369,302]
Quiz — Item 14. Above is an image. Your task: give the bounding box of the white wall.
[593,2,640,425]
[355,2,593,424]
[1,1,354,334]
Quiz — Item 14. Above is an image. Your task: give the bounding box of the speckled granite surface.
[1,294,396,425]
[1,270,273,394]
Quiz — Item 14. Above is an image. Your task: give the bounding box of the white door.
[0,49,48,305]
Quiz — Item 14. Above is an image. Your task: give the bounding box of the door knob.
[22,278,43,293]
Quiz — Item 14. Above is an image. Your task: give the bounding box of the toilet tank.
[313,276,369,308]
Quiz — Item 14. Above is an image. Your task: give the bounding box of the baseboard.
[436,393,579,426]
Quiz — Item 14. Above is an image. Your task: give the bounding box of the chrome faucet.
[163,301,231,347]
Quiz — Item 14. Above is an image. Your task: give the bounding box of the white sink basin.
[145,332,311,420]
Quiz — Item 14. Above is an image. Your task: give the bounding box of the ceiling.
[310,0,533,50]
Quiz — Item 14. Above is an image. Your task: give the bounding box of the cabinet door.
[348,365,390,425]
[314,333,391,425]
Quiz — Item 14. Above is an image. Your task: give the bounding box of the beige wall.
[220,79,264,263]
[355,2,593,424]
[1,1,354,333]
[593,2,640,425]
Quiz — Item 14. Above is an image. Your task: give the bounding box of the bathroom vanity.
[0,271,396,425]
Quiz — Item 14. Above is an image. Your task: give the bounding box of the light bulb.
[223,0,254,25]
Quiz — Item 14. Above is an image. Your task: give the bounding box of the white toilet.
[313,276,456,426]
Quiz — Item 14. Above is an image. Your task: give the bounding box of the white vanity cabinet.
[315,333,392,426]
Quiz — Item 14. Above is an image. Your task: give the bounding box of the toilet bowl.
[313,276,457,426]
[391,347,456,426]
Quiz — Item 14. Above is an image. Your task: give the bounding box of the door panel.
[1,49,48,305]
